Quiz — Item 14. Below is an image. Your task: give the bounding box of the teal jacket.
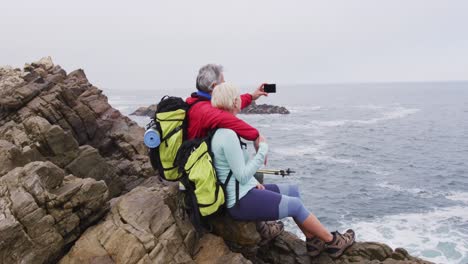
[211,128,268,208]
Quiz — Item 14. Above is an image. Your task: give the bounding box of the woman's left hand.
[256,184,265,190]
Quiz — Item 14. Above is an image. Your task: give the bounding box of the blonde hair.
[211,82,240,113]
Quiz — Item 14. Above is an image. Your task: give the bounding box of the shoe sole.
[328,240,355,259]
[328,231,356,259]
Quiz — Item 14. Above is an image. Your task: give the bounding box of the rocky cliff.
[0,58,432,264]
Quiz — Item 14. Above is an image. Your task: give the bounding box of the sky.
[2,0,468,91]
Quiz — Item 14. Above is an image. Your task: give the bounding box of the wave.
[311,107,420,127]
[376,184,468,205]
[376,182,426,195]
[272,147,356,166]
[286,106,322,113]
[446,191,468,204]
[360,107,420,124]
[271,145,321,156]
[366,165,391,176]
[313,155,355,165]
[354,104,388,110]
[344,206,468,264]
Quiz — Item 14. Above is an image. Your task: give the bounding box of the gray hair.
[196,64,224,92]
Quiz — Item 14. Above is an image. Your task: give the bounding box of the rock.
[65,145,123,197]
[0,161,109,264]
[59,186,195,264]
[206,215,261,261]
[22,116,80,167]
[0,57,158,262]
[257,232,434,264]
[241,101,290,114]
[0,57,154,194]
[130,104,158,117]
[194,234,252,264]
[209,215,261,246]
[0,140,28,175]
[31,56,54,71]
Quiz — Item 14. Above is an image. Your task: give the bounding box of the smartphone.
[264,84,276,93]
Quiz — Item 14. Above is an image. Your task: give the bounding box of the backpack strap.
[235,179,240,206]
[180,176,205,234]
[224,170,240,206]
[160,125,183,147]
[238,135,247,149]
[223,170,233,189]
[221,136,248,207]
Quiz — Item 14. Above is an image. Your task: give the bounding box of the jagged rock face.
[60,184,251,264]
[0,57,154,195]
[0,161,109,264]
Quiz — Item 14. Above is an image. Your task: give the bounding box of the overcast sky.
[2,0,468,91]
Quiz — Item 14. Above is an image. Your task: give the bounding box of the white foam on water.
[286,106,322,113]
[344,206,468,264]
[446,192,468,204]
[271,145,321,156]
[272,139,328,157]
[308,106,421,127]
[313,155,356,165]
[311,120,350,127]
[367,165,391,176]
[356,107,420,125]
[376,182,426,195]
[354,104,387,110]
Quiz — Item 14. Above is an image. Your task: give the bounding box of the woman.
[210,83,355,258]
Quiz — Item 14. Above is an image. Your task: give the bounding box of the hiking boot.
[306,236,326,257]
[257,221,284,245]
[325,229,355,258]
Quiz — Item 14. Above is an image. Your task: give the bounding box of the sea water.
[107,82,468,264]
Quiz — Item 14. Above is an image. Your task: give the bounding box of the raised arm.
[240,93,253,109]
[240,83,268,109]
[221,129,268,185]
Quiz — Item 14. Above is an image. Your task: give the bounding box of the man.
[186,64,266,146]
[186,64,283,241]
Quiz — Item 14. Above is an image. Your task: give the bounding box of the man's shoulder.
[191,100,220,114]
[187,98,210,112]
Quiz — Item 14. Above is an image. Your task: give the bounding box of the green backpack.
[175,134,224,219]
[148,96,194,181]
[174,132,242,231]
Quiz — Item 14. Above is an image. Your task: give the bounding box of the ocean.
[106,82,468,264]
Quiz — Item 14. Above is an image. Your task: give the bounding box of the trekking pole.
[256,168,296,177]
